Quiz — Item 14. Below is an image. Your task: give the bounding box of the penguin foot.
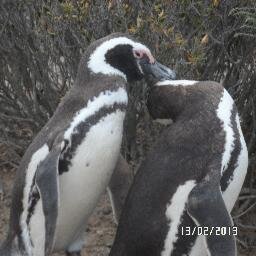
[66,251,81,256]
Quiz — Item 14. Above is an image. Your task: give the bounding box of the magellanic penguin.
[108,155,133,224]
[0,33,175,256]
[109,80,248,256]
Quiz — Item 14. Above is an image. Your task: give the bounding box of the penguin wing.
[187,179,236,256]
[35,143,62,255]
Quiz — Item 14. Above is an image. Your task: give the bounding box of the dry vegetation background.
[0,0,256,255]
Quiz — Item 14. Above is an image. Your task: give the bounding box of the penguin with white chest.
[0,33,175,256]
[109,80,248,256]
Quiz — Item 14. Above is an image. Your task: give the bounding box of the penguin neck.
[74,64,128,94]
[148,82,223,123]
[147,85,187,122]
[79,74,127,110]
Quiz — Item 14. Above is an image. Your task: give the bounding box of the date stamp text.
[181,226,237,236]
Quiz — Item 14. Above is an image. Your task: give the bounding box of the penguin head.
[85,33,176,82]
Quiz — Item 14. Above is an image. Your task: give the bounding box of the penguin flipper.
[35,144,62,255]
[187,179,236,256]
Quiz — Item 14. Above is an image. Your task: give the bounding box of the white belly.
[53,111,125,250]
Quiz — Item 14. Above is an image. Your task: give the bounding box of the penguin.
[109,80,248,256]
[0,33,175,256]
[108,155,133,224]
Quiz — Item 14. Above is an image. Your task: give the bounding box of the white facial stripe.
[161,180,196,256]
[20,144,49,256]
[64,87,128,140]
[88,37,150,79]
[216,89,235,173]
[156,80,198,87]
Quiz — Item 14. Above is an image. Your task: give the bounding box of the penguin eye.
[133,49,144,59]
[133,49,155,64]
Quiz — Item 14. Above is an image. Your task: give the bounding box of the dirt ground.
[0,169,116,256]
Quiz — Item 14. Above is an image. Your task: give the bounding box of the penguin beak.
[139,58,176,81]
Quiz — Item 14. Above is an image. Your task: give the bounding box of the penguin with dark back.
[0,33,175,256]
[109,80,248,256]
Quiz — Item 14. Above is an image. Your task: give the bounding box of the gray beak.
[139,59,176,80]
